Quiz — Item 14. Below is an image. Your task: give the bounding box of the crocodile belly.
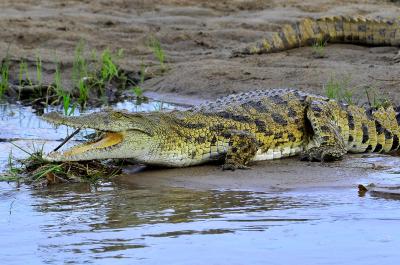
[252,146,304,161]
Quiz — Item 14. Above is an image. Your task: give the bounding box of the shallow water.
[1,101,400,265]
[1,181,400,265]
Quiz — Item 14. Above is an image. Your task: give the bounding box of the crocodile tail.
[347,106,400,154]
[232,16,400,56]
[369,106,400,153]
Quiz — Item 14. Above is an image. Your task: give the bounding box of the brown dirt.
[0,0,399,103]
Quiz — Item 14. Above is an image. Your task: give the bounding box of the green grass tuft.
[100,48,120,82]
[53,61,64,96]
[53,60,75,115]
[0,150,22,182]
[18,59,32,87]
[1,43,130,108]
[131,60,147,98]
[324,75,354,104]
[77,78,89,106]
[72,40,90,106]
[312,39,327,58]
[62,93,76,116]
[72,40,88,83]
[2,143,123,185]
[35,52,42,86]
[364,86,391,109]
[0,55,10,98]
[148,37,166,71]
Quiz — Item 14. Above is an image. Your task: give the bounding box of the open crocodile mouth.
[61,132,124,157]
[44,131,125,161]
[41,110,149,161]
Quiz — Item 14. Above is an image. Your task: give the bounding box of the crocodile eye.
[114,112,134,119]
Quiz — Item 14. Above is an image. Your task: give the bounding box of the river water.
[0,102,400,265]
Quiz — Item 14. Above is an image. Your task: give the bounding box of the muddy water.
[1,103,400,265]
[1,181,400,265]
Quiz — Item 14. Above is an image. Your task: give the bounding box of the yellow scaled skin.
[43,89,400,170]
[233,15,400,56]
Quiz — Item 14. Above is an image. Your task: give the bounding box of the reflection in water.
[32,181,310,233]
[2,179,400,264]
[1,181,314,264]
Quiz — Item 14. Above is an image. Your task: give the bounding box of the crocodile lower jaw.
[45,132,124,161]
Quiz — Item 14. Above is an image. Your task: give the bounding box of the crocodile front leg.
[222,130,258,170]
[301,100,347,162]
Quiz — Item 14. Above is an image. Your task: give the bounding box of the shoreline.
[117,154,400,191]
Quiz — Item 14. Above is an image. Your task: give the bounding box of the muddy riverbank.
[119,154,400,191]
[0,0,399,102]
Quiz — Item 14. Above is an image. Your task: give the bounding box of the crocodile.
[232,16,400,56]
[41,15,400,169]
[42,89,400,170]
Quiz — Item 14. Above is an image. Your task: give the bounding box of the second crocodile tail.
[233,16,400,56]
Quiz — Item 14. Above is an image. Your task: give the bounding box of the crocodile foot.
[300,146,344,162]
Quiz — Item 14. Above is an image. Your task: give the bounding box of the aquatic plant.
[132,86,143,98]
[0,56,10,98]
[62,93,76,116]
[0,151,21,182]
